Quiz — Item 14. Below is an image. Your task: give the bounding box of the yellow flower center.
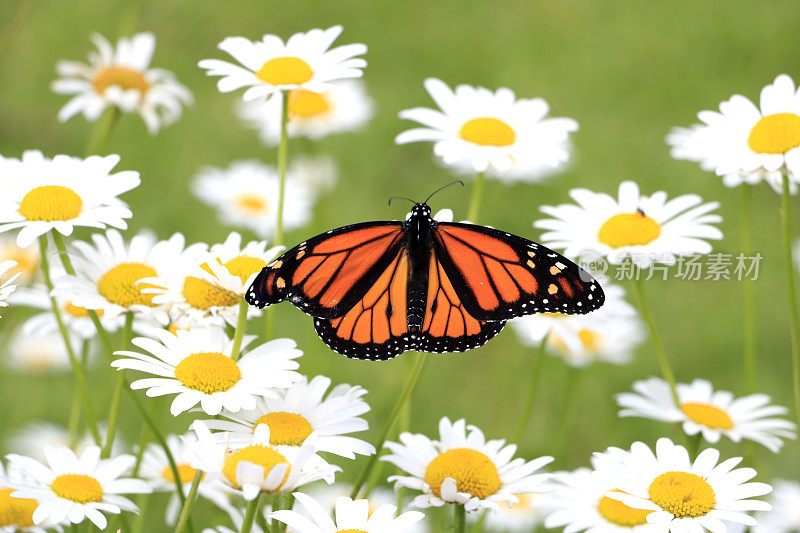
[97,262,160,308]
[50,473,103,504]
[459,117,516,146]
[92,66,150,95]
[0,487,37,528]
[181,275,239,309]
[18,185,83,222]
[338,530,368,533]
[648,471,715,519]
[162,463,201,484]
[504,493,538,514]
[550,328,604,355]
[234,194,268,214]
[681,402,733,430]
[288,88,331,117]
[64,300,102,317]
[256,57,314,85]
[597,212,661,248]
[223,256,268,284]
[424,448,501,500]
[255,412,313,446]
[3,248,38,281]
[747,112,800,154]
[222,445,290,490]
[597,490,652,527]
[174,352,241,394]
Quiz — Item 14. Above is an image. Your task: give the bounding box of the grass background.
[1,0,800,530]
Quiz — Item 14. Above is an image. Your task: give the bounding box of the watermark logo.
[575,250,763,281]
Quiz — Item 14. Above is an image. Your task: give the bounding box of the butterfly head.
[410,203,432,219]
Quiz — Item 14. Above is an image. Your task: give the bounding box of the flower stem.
[780,174,800,427]
[466,171,486,222]
[350,351,427,499]
[513,337,547,444]
[454,504,466,533]
[631,273,680,406]
[0,0,35,60]
[84,105,121,156]
[275,89,290,247]
[231,299,248,361]
[741,185,757,393]
[240,494,263,533]
[67,340,90,447]
[174,470,203,533]
[103,311,134,458]
[38,235,102,445]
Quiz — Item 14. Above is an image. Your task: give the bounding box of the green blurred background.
[2,0,800,529]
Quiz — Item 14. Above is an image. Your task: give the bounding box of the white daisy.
[0,460,53,532]
[396,78,578,180]
[753,480,800,532]
[238,80,373,144]
[0,151,139,247]
[52,32,193,134]
[0,261,19,313]
[616,377,797,453]
[270,492,425,533]
[667,74,800,193]
[52,229,198,326]
[5,331,71,373]
[140,433,232,524]
[5,422,124,464]
[383,417,553,512]
[479,492,546,532]
[6,445,150,529]
[597,438,772,532]
[535,181,723,268]
[189,421,338,501]
[202,375,375,460]
[111,326,303,416]
[191,160,313,240]
[0,235,39,285]
[199,26,367,101]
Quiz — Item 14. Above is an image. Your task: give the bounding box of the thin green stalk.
[273,493,291,533]
[38,235,101,445]
[513,337,547,443]
[274,89,290,247]
[454,504,466,533]
[351,352,427,499]
[466,171,486,222]
[84,106,121,156]
[780,174,800,427]
[741,185,756,393]
[174,471,203,533]
[688,433,703,460]
[231,299,248,361]
[0,0,36,59]
[556,366,582,457]
[51,233,76,275]
[103,312,134,457]
[631,273,680,406]
[472,511,488,533]
[240,494,263,533]
[67,340,91,447]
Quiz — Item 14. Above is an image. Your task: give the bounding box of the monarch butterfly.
[246,187,605,360]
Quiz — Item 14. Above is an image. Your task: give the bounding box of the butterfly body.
[247,202,604,361]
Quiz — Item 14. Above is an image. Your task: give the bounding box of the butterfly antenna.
[388,196,417,207]
[425,180,464,204]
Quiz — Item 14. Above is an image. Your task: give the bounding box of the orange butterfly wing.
[433,222,603,320]
[247,222,405,319]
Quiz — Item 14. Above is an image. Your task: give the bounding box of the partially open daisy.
[0,235,39,285]
[0,261,19,314]
[52,32,193,134]
[270,492,425,533]
[53,229,199,326]
[754,480,800,532]
[383,417,553,512]
[189,421,337,501]
[111,326,302,416]
[396,78,578,180]
[0,151,139,247]
[667,74,800,193]
[616,377,797,453]
[6,445,150,529]
[191,160,313,240]
[202,375,375,460]
[597,438,772,532]
[199,26,367,101]
[140,433,232,524]
[535,181,722,268]
[238,79,374,145]
[6,331,71,373]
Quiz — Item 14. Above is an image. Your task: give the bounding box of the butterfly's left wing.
[432,222,604,321]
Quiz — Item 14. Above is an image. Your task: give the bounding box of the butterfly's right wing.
[246,221,405,319]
